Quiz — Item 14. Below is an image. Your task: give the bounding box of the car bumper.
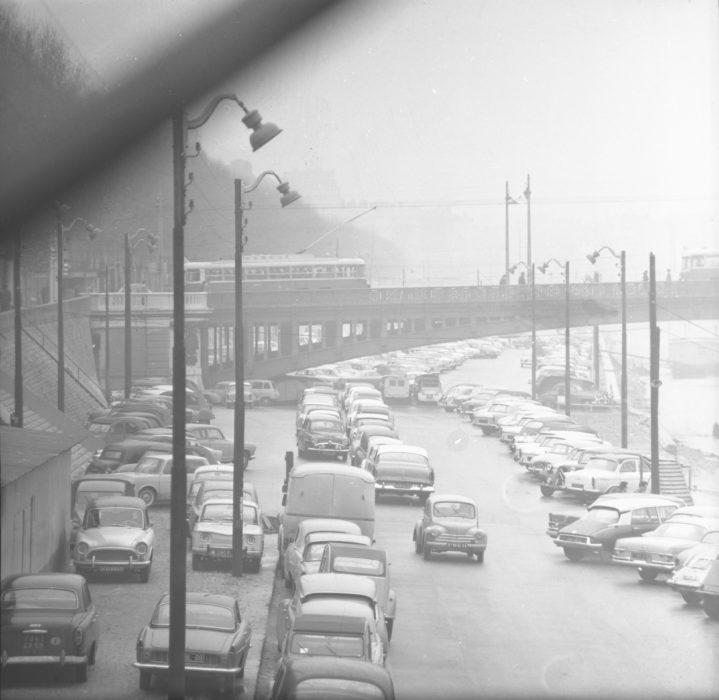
[193,546,262,561]
[424,541,486,554]
[133,661,243,677]
[2,651,88,667]
[552,538,603,553]
[74,559,151,573]
[611,557,675,571]
[376,483,434,496]
[306,446,349,457]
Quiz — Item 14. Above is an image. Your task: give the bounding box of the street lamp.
[233,171,300,578]
[509,261,536,398]
[587,246,627,447]
[523,174,532,271]
[54,202,101,411]
[124,228,158,399]
[168,95,281,699]
[539,257,570,415]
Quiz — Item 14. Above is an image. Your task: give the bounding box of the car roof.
[289,464,376,483]
[278,657,394,697]
[2,572,88,591]
[357,425,399,437]
[325,543,387,562]
[589,494,686,510]
[292,604,370,634]
[671,506,719,520]
[74,473,138,485]
[85,495,147,509]
[297,573,378,600]
[157,591,236,607]
[376,444,428,457]
[297,519,362,538]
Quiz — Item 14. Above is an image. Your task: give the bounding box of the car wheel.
[139,670,152,690]
[88,643,97,666]
[563,547,584,562]
[75,661,88,683]
[702,595,719,619]
[423,542,432,560]
[638,567,658,582]
[138,488,156,507]
[191,554,203,571]
[681,591,701,606]
[476,551,484,563]
[260,397,271,407]
[385,618,394,642]
[599,547,613,564]
[539,485,555,497]
[139,566,150,583]
[414,532,422,554]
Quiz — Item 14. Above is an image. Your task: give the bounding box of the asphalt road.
[3,349,718,700]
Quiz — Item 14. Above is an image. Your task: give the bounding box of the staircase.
[657,459,694,506]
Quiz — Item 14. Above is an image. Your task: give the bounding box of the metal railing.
[85,291,209,312]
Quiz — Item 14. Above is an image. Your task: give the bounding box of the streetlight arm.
[243,170,285,192]
[538,257,564,274]
[185,93,245,131]
[587,245,621,263]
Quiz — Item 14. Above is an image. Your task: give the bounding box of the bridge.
[86,279,719,387]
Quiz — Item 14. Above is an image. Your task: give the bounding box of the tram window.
[186,270,201,282]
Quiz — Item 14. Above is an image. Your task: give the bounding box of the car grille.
[209,534,232,546]
[631,551,650,561]
[91,548,135,562]
[435,533,474,545]
[557,534,590,545]
[313,441,345,449]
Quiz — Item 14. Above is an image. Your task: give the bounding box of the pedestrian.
[0,284,11,311]
[666,269,672,282]
[517,271,526,285]
[642,270,649,283]
[499,274,508,286]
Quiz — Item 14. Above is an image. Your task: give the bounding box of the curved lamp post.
[124,228,158,398]
[54,203,101,411]
[539,257,570,415]
[168,96,281,699]
[233,171,300,577]
[504,182,518,282]
[587,246,627,447]
[510,261,536,398]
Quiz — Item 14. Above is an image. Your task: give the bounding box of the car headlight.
[135,542,149,556]
[473,531,485,542]
[425,528,441,540]
[199,532,211,543]
[651,553,676,565]
[75,542,90,557]
[244,535,256,545]
[613,549,630,560]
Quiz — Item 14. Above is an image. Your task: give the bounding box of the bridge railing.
[85,292,209,312]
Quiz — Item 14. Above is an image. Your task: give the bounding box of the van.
[248,379,281,405]
[278,463,376,553]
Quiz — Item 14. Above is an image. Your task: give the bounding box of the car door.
[629,507,661,535]
[156,458,174,501]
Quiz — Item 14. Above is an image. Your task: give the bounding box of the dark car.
[698,558,719,619]
[297,415,350,461]
[270,657,395,700]
[547,494,684,562]
[349,424,401,466]
[133,592,251,694]
[87,440,176,474]
[86,415,157,445]
[1,573,99,682]
[362,444,434,503]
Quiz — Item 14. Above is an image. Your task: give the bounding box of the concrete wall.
[1,451,71,576]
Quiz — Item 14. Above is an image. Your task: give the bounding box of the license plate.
[209,549,232,558]
[23,636,45,651]
[98,565,124,572]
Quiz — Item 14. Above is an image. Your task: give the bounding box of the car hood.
[144,626,236,655]
[80,526,148,548]
[194,521,262,537]
[375,463,431,481]
[615,535,701,553]
[559,520,617,537]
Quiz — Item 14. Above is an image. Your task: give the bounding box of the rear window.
[331,556,384,576]
[2,588,79,611]
[378,452,427,465]
[290,633,364,658]
[293,679,384,699]
[584,507,620,524]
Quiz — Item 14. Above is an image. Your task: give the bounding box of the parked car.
[278,598,385,666]
[152,387,214,423]
[281,517,363,587]
[698,558,719,619]
[349,424,401,466]
[362,444,435,503]
[72,496,155,582]
[297,414,350,461]
[133,592,251,694]
[185,423,234,462]
[547,493,684,562]
[248,379,281,405]
[115,453,209,505]
[612,507,719,581]
[277,573,389,656]
[191,498,264,572]
[668,541,719,605]
[318,543,396,639]
[86,415,157,444]
[270,657,396,700]
[132,429,222,463]
[413,494,487,562]
[87,439,179,474]
[0,573,99,682]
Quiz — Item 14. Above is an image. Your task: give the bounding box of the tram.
[184,255,369,291]
[679,249,719,281]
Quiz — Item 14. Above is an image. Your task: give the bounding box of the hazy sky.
[17,0,719,284]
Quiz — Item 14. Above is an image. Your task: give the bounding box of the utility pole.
[564,261,571,417]
[649,253,660,493]
[524,174,532,271]
[13,235,23,426]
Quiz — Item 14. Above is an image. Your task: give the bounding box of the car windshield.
[290,633,364,658]
[583,507,620,524]
[310,420,343,433]
[201,489,233,503]
[136,457,164,474]
[433,502,476,519]
[200,503,257,525]
[331,556,384,576]
[154,601,235,631]
[1,588,79,611]
[86,506,144,528]
[652,522,706,540]
[75,484,126,512]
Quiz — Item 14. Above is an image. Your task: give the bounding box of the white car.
[563,452,651,498]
